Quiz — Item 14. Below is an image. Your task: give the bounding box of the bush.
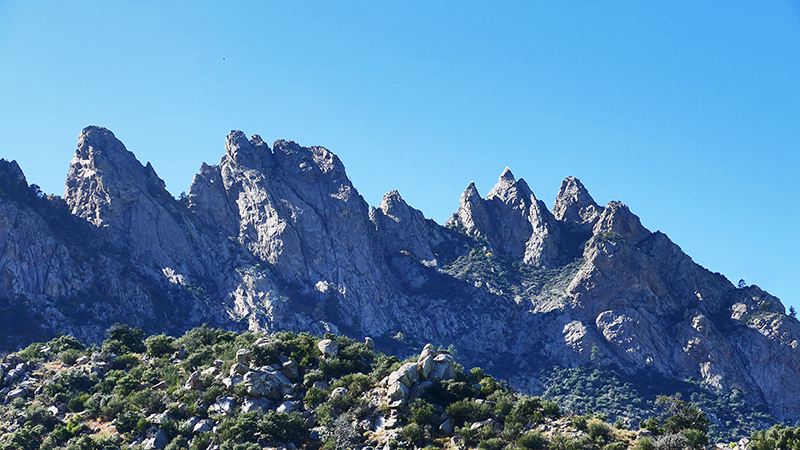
[603,443,627,450]
[542,399,561,418]
[409,399,435,426]
[104,324,146,354]
[110,353,139,370]
[588,421,611,443]
[67,393,90,413]
[633,436,656,450]
[49,335,86,353]
[112,410,145,434]
[655,433,690,450]
[680,429,709,448]
[60,349,82,366]
[402,423,426,446]
[446,398,492,426]
[517,430,548,450]
[145,334,176,358]
[478,437,506,450]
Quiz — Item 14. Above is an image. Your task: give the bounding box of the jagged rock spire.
[224,130,273,169]
[370,190,443,263]
[553,176,602,233]
[592,201,649,244]
[448,168,561,267]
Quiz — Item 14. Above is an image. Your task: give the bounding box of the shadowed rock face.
[1,126,799,421]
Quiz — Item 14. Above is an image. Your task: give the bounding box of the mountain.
[1,126,798,425]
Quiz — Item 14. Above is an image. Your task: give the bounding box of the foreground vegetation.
[0,325,797,450]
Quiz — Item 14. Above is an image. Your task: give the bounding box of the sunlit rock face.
[1,126,799,421]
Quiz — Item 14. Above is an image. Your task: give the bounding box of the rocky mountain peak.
[553,176,602,232]
[4,126,800,426]
[592,201,650,244]
[64,126,196,271]
[487,167,533,203]
[371,190,443,263]
[224,130,272,169]
[65,126,166,226]
[446,182,490,238]
[446,169,560,266]
[0,159,26,186]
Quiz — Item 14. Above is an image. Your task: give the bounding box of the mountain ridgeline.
[1,126,798,427]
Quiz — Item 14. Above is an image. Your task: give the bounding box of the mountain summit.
[1,127,798,423]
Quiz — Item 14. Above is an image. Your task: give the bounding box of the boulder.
[142,428,169,449]
[185,371,203,390]
[388,362,418,387]
[235,348,252,365]
[365,337,375,350]
[282,360,299,379]
[5,388,26,403]
[331,387,348,398]
[201,366,219,378]
[430,353,456,381]
[223,376,243,390]
[439,417,455,435]
[277,400,299,413]
[230,363,248,376]
[418,355,434,380]
[387,382,409,401]
[208,397,236,415]
[242,396,273,413]
[317,339,338,358]
[193,419,214,434]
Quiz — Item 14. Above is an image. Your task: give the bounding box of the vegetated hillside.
[1,126,800,430]
[3,326,793,450]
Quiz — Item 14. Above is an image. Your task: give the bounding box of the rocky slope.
[1,126,798,425]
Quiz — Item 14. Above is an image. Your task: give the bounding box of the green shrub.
[478,438,506,450]
[103,324,146,354]
[145,334,176,358]
[456,425,480,448]
[446,398,492,426]
[588,421,611,443]
[113,410,145,434]
[402,423,426,446]
[17,342,44,362]
[517,430,548,450]
[409,399,435,426]
[572,415,588,430]
[60,349,82,366]
[67,393,90,413]
[304,386,328,406]
[48,335,86,353]
[110,353,139,371]
[633,436,656,450]
[542,399,561,418]
[603,442,627,450]
[680,429,709,448]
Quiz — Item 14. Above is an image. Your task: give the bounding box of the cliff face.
[2,126,799,421]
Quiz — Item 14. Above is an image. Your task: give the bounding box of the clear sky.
[1,2,799,311]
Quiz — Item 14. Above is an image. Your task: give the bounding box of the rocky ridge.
[0,126,798,425]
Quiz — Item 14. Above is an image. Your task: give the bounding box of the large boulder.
[184,371,203,390]
[317,339,338,358]
[430,353,456,381]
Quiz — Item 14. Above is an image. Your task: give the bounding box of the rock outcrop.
[447,168,561,267]
[1,126,799,423]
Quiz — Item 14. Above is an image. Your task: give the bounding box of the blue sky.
[1,1,799,310]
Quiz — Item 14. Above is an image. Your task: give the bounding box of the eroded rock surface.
[1,126,799,421]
